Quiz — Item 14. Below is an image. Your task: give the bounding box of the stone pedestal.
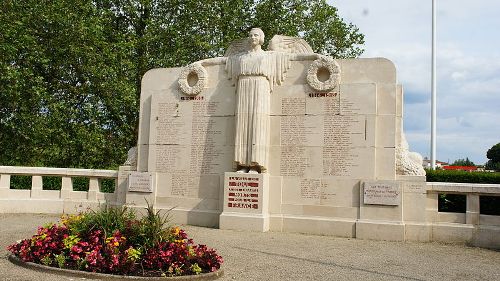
[400,175,431,241]
[356,180,405,241]
[219,172,270,232]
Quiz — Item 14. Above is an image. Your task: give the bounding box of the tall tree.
[0,0,365,169]
[486,143,500,171]
[0,0,137,168]
[451,158,475,167]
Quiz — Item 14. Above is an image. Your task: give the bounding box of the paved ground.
[0,213,499,281]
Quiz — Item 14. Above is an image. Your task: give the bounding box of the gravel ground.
[1,213,499,281]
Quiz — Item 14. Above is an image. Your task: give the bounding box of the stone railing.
[1,166,499,248]
[0,166,121,214]
[426,182,500,248]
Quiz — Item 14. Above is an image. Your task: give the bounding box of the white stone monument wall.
[128,57,417,233]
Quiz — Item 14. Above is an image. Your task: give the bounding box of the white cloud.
[333,0,500,164]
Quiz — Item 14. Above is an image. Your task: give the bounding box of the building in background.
[422,157,448,169]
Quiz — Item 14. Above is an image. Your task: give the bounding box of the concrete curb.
[8,254,224,280]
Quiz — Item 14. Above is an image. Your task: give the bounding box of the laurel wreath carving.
[306,57,340,92]
[178,63,208,96]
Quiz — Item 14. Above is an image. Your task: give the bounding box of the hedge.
[10,175,115,193]
[426,169,500,184]
[426,170,500,215]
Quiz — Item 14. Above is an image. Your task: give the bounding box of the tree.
[0,0,365,169]
[486,143,500,171]
[451,158,475,167]
[1,0,136,168]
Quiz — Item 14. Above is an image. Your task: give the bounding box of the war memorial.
[121,28,434,242]
[1,28,498,248]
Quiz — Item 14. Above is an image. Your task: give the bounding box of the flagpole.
[431,0,437,169]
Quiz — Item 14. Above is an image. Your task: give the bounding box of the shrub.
[426,169,500,184]
[426,170,500,215]
[8,205,223,277]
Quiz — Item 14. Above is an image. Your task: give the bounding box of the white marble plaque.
[128,172,153,193]
[363,181,400,205]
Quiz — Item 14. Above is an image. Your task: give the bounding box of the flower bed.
[7,205,223,278]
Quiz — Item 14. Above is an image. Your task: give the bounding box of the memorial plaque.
[224,174,265,211]
[363,181,400,205]
[403,182,426,194]
[128,172,153,193]
[226,176,260,209]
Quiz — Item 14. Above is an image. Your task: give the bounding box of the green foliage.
[72,177,90,191]
[428,170,500,214]
[1,0,136,169]
[190,263,202,275]
[65,203,172,249]
[10,175,32,189]
[8,175,114,192]
[131,200,173,249]
[42,176,62,190]
[66,205,137,238]
[486,160,500,172]
[254,0,364,57]
[100,178,116,193]
[54,253,66,269]
[451,157,475,167]
[123,201,171,249]
[438,194,466,213]
[40,255,52,266]
[426,169,500,184]
[1,0,364,170]
[486,143,500,171]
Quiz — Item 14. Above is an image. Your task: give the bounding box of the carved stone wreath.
[306,57,340,92]
[178,63,207,96]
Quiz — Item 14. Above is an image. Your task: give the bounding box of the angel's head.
[249,28,265,47]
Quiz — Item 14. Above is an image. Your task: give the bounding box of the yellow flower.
[173,227,180,236]
[60,214,84,227]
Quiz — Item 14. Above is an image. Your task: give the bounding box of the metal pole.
[431,0,437,169]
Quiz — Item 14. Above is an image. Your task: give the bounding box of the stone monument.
[118,28,428,241]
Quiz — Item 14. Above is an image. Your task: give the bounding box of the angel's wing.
[268,35,314,54]
[224,38,250,57]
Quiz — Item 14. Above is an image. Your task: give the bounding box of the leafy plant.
[426,169,500,184]
[65,205,136,239]
[136,200,173,249]
[8,205,223,277]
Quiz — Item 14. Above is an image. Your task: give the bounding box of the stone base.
[125,205,221,228]
[472,225,500,249]
[271,214,356,237]
[219,172,270,232]
[219,212,270,232]
[405,222,431,242]
[356,219,405,241]
[431,223,474,243]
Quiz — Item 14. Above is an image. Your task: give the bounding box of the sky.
[331,0,500,165]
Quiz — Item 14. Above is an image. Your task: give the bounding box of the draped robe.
[226,51,291,171]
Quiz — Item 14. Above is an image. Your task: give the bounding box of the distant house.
[442,165,478,172]
[422,157,448,169]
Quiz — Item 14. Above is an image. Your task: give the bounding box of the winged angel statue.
[179,28,337,174]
